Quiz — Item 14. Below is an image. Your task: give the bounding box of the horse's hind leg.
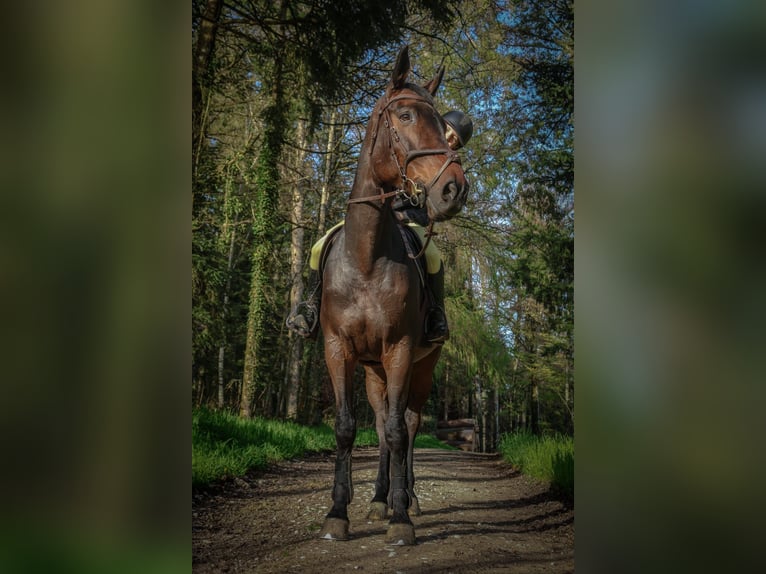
[365,365,389,520]
[320,350,357,541]
[404,408,422,516]
[405,347,441,517]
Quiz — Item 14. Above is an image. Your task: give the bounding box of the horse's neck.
[344,177,396,276]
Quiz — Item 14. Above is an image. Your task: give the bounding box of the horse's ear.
[423,66,445,97]
[391,45,410,89]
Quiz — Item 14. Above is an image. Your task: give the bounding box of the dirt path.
[192,447,574,573]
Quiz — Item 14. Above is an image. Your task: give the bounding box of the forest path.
[192,447,574,573]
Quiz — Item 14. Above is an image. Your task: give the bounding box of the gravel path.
[193,447,574,573]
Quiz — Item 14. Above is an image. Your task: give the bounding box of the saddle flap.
[318,225,344,276]
[397,224,427,293]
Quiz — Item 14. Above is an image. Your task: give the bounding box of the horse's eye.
[399,112,412,123]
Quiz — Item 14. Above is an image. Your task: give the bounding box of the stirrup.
[286,301,319,338]
[425,308,449,343]
[426,328,448,344]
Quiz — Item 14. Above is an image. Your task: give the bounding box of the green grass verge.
[192,408,455,487]
[412,434,458,450]
[498,431,574,498]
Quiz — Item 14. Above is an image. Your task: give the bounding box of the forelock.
[400,83,436,105]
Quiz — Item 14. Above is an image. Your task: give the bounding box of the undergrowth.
[498,431,574,498]
[192,408,455,487]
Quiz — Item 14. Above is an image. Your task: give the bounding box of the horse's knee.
[335,411,356,449]
[384,414,407,450]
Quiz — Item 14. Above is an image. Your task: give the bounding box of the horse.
[318,45,469,546]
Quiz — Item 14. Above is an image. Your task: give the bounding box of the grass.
[412,433,458,450]
[498,431,574,498]
[192,408,455,487]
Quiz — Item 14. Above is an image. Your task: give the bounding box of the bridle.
[347,91,461,210]
[346,90,462,258]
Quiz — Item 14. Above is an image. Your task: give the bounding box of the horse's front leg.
[320,341,357,541]
[365,365,390,520]
[382,348,416,545]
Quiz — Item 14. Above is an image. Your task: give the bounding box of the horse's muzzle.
[428,179,469,221]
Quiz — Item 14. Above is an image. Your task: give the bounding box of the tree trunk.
[494,383,500,451]
[217,346,225,408]
[520,403,526,430]
[510,357,519,431]
[217,208,238,409]
[240,38,287,418]
[304,343,324,425]
[565,356,574,431]
[192,0,223,180]
[530,377,540,436]
[298,108,340,423]
[240,196,273,418]
[317,108,339,237]
[195,366,207,407]
[286,342,302,419]
[286,119,310,420]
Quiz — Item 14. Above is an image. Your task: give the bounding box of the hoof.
[385,523,416,546]
[319,517,350,541]
[367,501,388,521]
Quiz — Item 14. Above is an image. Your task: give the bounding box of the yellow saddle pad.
[309,221,441,274]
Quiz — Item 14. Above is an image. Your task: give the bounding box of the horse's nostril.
[454,181,468,205]
[442,181,457,201]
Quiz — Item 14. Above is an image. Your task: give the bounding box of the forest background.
[192,0,574,447]
[1,0,762,572]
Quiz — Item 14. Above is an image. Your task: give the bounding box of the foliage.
[191,0,574,443]
[498,0,574,436]
[413,434,459,450]
[194,408,354,485]
[498,430,574,498]
[192,408,456,486]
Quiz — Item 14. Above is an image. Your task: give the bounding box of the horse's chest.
[326,276,412,333]
[345,286,408,323]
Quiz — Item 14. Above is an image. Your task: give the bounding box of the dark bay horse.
[318,46,469,546]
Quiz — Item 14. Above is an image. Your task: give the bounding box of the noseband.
[347,92,461,208]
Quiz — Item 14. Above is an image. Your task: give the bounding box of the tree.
[191,0,575,440]
[501,0,574,434]
[192,0,466,417]
[193,0,224,181]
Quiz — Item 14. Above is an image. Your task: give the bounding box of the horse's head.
[367,46,469,222]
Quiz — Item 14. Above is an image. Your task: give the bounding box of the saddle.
[318,223,428,295]
[318,224,344,276]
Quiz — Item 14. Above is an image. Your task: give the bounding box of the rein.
[346,188,401,205]
[410,220,435,259]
